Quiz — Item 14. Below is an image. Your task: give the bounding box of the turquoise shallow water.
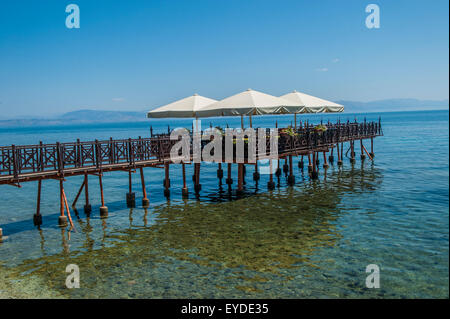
[0,110,448,298]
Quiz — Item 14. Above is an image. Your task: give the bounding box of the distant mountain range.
[0,99,448,128]
[336,98,449,113]
[60,110,146,122]
[0,110,148,128]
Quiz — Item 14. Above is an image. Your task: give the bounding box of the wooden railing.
[0,137,174,178]
[0,120,382,181]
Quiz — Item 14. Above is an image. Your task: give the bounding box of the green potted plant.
[314,124,327,134]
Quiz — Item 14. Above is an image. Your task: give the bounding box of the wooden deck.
[0,120,382,186]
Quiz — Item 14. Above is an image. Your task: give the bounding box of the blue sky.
[0,0,448,118]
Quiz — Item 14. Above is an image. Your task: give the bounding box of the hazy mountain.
[0,109,147,128]
[0,99,448,128]
[60,109,147,122]
[337,98,448,113]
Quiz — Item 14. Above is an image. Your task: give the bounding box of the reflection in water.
[143,208,148,227]
[7,166,384,298]
[60,229,68,254]
[38,228,45,257]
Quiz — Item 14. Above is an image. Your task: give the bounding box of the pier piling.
[338,142,344,166]
[350,141,356,164]
[287,155,295,185]
[276,155,282,177]
[268,159,275,190]
[298,155,304,169]
[308,153,313,172]
[226,163,233,185]
[217,163,224,180]
[323,151,329,168]
[181,163,189,198]
[328,148,334,164]
[237,163,244,195]
[33,179,42,226]
[164,162,170,197]
[98,174,108,217]
[283,157,289,173]
[126,170,136,208]
[140,167,150,207]
[84,174,91,213]
[337,144,342,166]
[253,162,260,181]
[194,163,201,193]
[311,152,319,180]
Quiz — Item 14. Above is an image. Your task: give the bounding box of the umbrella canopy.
[195,89,303,118]
[147,93,217,118]
[280,90,344,113]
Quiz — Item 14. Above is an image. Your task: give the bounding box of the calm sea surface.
[0,110,448,298]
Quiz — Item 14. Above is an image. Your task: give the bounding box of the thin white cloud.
[112,97,125,102]
[316,68,328,72]
[332,58,340,63]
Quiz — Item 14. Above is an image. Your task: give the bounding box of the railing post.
[158,138,163,161]
[378,117,382,134]
[128,138,134,166]
[39,141,44,172]
[76,139,81,168]
[56,142,63,176]
[138,136,143,161]
[95,140,100,168]
[364,117,367,136]
[11,144,18,179]
[109,137,114,164]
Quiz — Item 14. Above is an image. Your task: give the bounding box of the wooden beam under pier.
[362,144,373,160]
[72,179,85,207]
[58,180,67,226]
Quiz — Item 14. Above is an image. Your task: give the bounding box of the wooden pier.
[0,119,382,235]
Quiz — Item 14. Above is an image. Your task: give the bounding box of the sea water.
[0,110,448,298]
